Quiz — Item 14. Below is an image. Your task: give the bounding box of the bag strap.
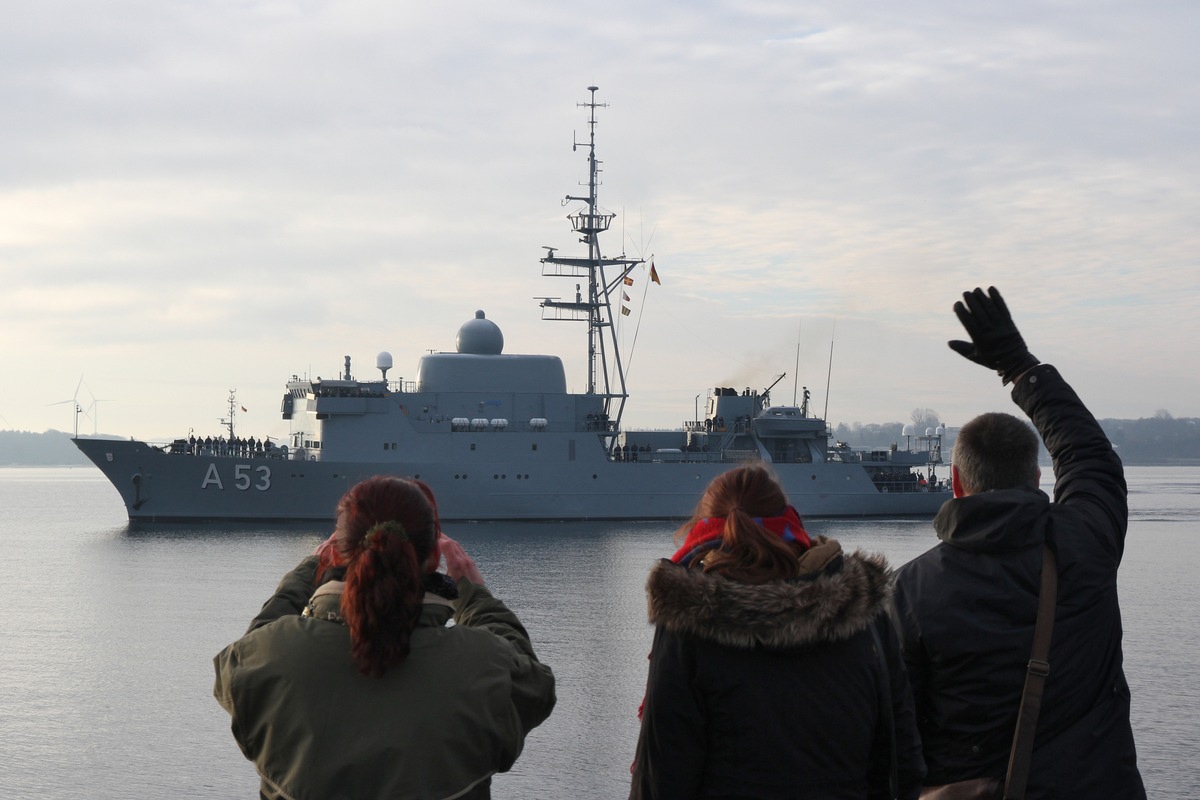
[1003,544,1058,799]
[869,623,900,800]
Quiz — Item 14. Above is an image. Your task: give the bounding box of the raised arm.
[244,555,320,633]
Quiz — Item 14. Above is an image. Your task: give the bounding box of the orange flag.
[650,262,661,285]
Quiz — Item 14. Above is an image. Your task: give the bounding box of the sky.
[3,0,1198,444]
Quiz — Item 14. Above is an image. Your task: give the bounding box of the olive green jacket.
[213,556,556,800]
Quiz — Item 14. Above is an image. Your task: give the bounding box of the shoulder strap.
[869,623,900,800]
[1003,544,1058,799]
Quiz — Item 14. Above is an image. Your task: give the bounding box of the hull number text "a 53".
[201,463,272,491]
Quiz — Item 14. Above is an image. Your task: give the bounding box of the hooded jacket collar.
[646,537,891,650]
[934,485,1051,553]
[303,581,456,628]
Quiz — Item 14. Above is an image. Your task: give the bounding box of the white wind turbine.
[80,381,113,436]
[48,376,89,438]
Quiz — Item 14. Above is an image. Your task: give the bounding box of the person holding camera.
[213,476,556,799]
[890,288,1146,798]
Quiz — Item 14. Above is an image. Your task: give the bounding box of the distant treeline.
[826,414,1200,466]
[1100,414,1200,465]
[0,430,95,466]
[2,416,1199,466]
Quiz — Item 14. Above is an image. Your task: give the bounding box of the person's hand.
[439,533,485,586]
[948,286,1040,384]
[314,530,339,560]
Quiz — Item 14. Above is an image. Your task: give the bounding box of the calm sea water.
[0,466,1196,799]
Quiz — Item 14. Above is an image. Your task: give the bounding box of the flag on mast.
[621,306,631,316]
[623,276,634,286]
[649,262,661,285]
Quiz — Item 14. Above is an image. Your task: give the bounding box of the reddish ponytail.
[334,477,437,677]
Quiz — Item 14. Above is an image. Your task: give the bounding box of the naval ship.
[75,87,949,522]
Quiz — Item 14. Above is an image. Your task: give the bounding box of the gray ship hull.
[75,436,948,522]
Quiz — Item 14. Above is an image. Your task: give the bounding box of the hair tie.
[363,520,408,549]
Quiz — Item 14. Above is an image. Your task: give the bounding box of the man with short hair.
[891,287,1146,798]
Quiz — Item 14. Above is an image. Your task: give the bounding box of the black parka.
[631,540,925,800]
[890,364,1145,798]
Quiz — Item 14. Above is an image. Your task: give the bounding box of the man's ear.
[951,464,966,498]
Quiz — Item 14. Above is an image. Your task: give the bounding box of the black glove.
[948,287,1039,384]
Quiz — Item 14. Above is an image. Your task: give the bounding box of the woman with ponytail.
[214,476,556,799]
[630,464,925,799]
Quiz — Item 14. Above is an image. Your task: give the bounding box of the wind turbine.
[80,380,113,436]
[48,376,89,438]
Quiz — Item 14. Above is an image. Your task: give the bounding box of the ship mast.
[220,389,238,441]
[539,86,644,429]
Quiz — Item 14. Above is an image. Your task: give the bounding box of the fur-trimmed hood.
[646,537,892,650]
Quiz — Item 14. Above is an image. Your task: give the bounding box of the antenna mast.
[792,321,801,405]
[222,389,238,441]
[539,87,644,427]
[823,321,836,421]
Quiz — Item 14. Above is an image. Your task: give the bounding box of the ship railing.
[162,440,294,460]
[611,448,744,465]
[711,426,742,454]
[540,303,590,322]
[872,477,945,494]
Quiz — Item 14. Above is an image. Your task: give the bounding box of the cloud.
[2,0,1198,438]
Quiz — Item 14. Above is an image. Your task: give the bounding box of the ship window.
[382,443,388,450]
[532,443,538,451]
[471,443,476,451]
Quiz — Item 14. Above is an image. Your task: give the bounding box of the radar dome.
[376,351,393,379]
[456,310,504,355]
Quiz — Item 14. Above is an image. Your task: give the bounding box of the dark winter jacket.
[631,539,925,800]
[213,556,556,800]
[890,364,1145,798]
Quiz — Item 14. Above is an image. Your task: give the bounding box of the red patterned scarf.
[670,505,811,565]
